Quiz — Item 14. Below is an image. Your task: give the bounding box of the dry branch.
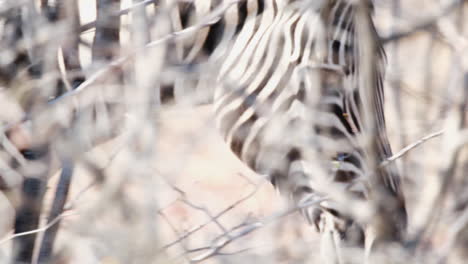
[380,130,445,167]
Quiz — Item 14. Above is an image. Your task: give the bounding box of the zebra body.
[212,0,406,251]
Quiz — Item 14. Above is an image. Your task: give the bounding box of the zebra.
[212,0,407,260]
[0,0,406,262]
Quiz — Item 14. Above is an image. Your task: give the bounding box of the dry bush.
[0,0,466,263]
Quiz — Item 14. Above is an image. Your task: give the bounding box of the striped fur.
[160,0,263,104]
[213,0,406,253]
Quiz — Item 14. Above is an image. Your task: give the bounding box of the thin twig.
[159,211,193,263]
[188,198,325,262]
[437,207,468,262]
[180,197,229,234]
[0,213,68,245]
[161,181,262,250]
[380,130,445,167]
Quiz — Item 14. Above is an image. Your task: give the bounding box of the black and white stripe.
[160,0,266,104]
[213,0,406,251]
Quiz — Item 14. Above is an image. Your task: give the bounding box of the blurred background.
[0,0,466,263]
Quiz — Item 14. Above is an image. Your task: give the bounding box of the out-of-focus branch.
[79,0,157,33]
[381,0,466,44]
[52,0,239,103]
[437,206,468,261]
[37,158,74,263]
[356,0,406,245]
[0,0,242,137]
[0,7,31,86]
[12,170,50,263]
[413,4,468,253]
[0,212,70,245]
[58,0,85,90]
[92,0,121,62]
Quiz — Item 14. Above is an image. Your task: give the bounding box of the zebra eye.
[20,147,47,160]
[20,149,38,160]
[336,153,350,161]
